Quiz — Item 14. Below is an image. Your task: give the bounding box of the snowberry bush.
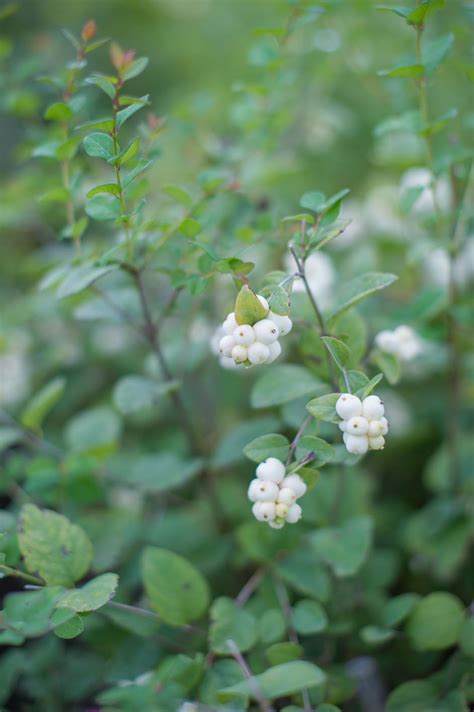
[0,2,472,711]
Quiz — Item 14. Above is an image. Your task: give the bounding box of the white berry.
[247,479,262,502]
[380,416,389,435]
[275,502,289,518]
[256,457,286,483]
[335,394,362,420]
[339,421,348,432]
[256,294,269,312]
[345,416,369,435]
[269,520,284,529]
[361,395,384,419]
[219,335,236,358]
[252,502,265,521]
[247,341,270,364]
[285,503,302,523]
[344,434,369,455]
[233,324,255,346]
[259,501,277,521]
[232,344,248,363]
[266,340,282,364]
[277,487,297,505]
[394,325,414,342]
[375,330,398,353]
[253,319,279,345]
[251,480,279,502]
[268,311,292,336]
[369,435,385,450]
[223,312,238,335]
[367,420,384,437]
[281,474,306,498]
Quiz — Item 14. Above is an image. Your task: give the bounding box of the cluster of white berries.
[218,295,292,368]
[375,325,422,362]
[247,457,306,529]
[336,393,388,455]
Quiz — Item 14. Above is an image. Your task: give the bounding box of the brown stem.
[226,639,275,712]
[286,414,312,466]
[235,568,265,607]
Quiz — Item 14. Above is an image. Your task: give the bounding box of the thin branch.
[286,414,312,466]
[226,639,275,712]
[0,565,44,586]
[235,568,265,607]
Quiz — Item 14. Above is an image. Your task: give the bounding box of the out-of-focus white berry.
[256,294,270,312]
[361,395,384,419]
[223,312,238,334]
[345,416,369,435]
[233,324,255,346]
[256,457,286,483]
[375,330,398,353]
[266,340,282,364]
[369,435,385,450]
[247,479,262,502]
[247,341,270,364]
[344,434,369,455]
[380,416,389,435]
[269,520,284,529]
[276,502,289,518]
[394,325,415,342]
[232,345,248,363]
[335,393,362,419]
[253,319,279,345]
[367,419,384,437]
[268,311,293,336]
[252,502,265,521]
[251,480,279,502]
[259,502,277,521]
[398,340,422,361]
[219,335,236,358]
[286,503,302,523]
[339,421,348,432]
[277,487,297,505]
[281,474,306,498]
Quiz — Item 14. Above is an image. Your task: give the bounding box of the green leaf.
[295,435,335,467]
[56,573,119,612]
[20,377,66,431]
[381,593,421,628]
[163,184,193,207]
[117,452,203,493]
[85,74,116,99]
[423,33,454,75]
[54,613,84,639]
[357,373,384,399]
[251,365,324,409]
[179,217,202,238]
[243,434,290,463]
[360,625,395,645]
[407,0,444,25]
[406,592,465,651]
[65,406,122,455]
[83,132,115,160]
[459,617,474,658]
[297,466,320,491]
[85,194,121,221]
[44,101,73,121]
[86,183,121,198]
[234,285,268,326]
[111,136,140,166]
[386,680,439,712]
[56,264,118,298]
[0,427,22,452]
[300,191,326,213]
[18,504,93,586]
[38,187,70,204]
[211,416,281,468]
[268,285,291,316]
[209,597,257,655]
[311,219,351,251]
[265,642,304,666]
[123,158,154,188]
[306,393,339,423]
[257,608,286,644]
[219,661,326,701]
[328,272,398,321]
[372,350,400,385]
[376,5,411,19]
[293,599,328,635]
[281,213,315,225]
[113,375,179,414]
[141,546,210,626]
[310,517,373,577]
[276,549,331,602]
[321,336,350,370]
[378,64,425,78]
[76,117,114,132]
[116,95,149,128]
[122,57,149,81]
[2,586,65,637]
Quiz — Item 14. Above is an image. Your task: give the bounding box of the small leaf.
[86,183,121,198]
[219,661,326,701]
[54,613,84,639]
[83,132,115,160]
[328,272,398,321]
[44,101,73,121]
[321,336,350,371]
[85,74,116,99]
[407,0,445,25]
[116,95,149,128]
[243,434,290,463]
[251,365,324,409]
[56,264,118,298]
[378,64,425,78]
[20,377,66,432]
[306,393,339,423]
[76,117,114,132]
[18,504,93,587]
[85,194,121,221]
[163,184,193,206]
[56,573,119,612]
[122,56,149,81]
[356,373,384,399]
[372,350,400,385]
[382,593,421,628]
[268,285,291,316]
[360,625,395,645]
[110,136,140,166]
[295,435,335,467]
[113,375,179,414]
[281,213,315,225]
[310,516,373,577]
[265,642,304,666]
[141,547,210,626]
[209,597,257,655]
[423,33,454,75]
[2,587,65,637]
[116,452,203,493]
[65,406,121,455]
[293,600,328,635]
[406,592,465,651]
[179,217,202,238]
[300,191,326,213]
[234,285,268,326]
